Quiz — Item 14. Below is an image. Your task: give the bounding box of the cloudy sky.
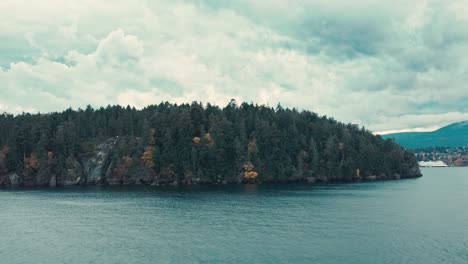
[1,0,468,133]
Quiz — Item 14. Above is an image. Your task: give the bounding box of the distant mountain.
[382,121,468,148]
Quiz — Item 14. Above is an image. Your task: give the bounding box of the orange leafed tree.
[242,162,254,172]
[141,128,156,168]
[141,146,155,168]
[25,155,39,170]
[204,133,215,146]
[244,171,258,179]
[113,156,133,179]
[243,161,258,179]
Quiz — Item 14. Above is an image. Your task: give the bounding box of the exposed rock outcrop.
[82,138,117,185]
[49,174,57,187]
[0,173,20,187]
[61,157,83,186]
[366,175,377,181]
[9,173,19,186]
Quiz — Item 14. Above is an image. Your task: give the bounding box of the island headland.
[0,101,421,187]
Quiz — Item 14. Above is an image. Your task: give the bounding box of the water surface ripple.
[1,168,467,263]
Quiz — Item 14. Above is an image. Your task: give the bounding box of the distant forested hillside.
[382,121,468,148]
[0,101,421,187]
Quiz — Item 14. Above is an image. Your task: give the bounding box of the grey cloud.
[1,0,468,133]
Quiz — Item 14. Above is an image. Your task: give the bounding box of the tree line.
[0,100,421,186]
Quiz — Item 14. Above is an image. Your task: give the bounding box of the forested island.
[0,101,421,187]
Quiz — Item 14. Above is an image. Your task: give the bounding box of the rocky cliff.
[82,138,117,185]
[0,138,122,187]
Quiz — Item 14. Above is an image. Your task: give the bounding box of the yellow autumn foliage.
[242,163,254,171]
[242,161,258,179]
[141,128,156,168]
[204,133,214,146]
[244,171,258,179]
[192,134,215,146]
[25,155,39,170]
[141,146,155,168]
[203,133,215,146]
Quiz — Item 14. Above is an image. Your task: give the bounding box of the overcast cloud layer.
[1,0,468,133]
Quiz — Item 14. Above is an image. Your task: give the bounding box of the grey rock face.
[366,175,377,181]
[8,173,19,187]
[83,138,116,184]
[49,174,57,187]
[61,157,83,186]
[306,177,317,183]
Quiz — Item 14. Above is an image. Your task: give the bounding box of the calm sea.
[1,167,467,264]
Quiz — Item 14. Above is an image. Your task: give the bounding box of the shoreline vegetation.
[0,101,421,188]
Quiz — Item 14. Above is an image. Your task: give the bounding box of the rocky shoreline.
[0,137,422,188]
[0,170,422,188]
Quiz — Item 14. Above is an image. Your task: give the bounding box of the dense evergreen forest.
[0,100,421,187]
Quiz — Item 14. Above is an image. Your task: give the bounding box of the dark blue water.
[1,168,467,264]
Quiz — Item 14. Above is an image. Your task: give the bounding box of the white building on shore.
[418,161,448,167]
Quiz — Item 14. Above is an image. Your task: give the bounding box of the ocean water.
[0,168,467,264]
